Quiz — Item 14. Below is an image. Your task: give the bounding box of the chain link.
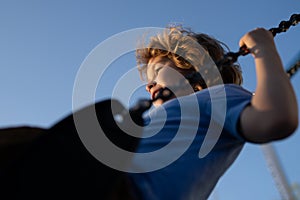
[287,61,300,78]
[269,14,300,36]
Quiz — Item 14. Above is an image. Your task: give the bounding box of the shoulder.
[152,84,252,114]
[193,84,252,103]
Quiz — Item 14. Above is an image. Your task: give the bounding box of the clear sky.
[1,1,300,199]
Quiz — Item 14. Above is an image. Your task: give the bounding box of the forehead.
[148,56,170,65]
[147,56,174,73]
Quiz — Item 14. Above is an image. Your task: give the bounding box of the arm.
[239,28,298,143]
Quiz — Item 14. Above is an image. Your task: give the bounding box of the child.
[128,26,298,199]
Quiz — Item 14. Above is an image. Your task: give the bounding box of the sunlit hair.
[136,25,243,89]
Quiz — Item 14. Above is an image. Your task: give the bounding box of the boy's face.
[146,56,195,106]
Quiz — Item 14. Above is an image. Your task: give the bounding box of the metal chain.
[269,14,300,37]
[287,60,300,78]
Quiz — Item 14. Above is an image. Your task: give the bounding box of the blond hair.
[136,26,243,89]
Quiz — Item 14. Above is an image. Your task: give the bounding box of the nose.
[146,81,157,92]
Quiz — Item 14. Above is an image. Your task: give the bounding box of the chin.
[153,99,164,107]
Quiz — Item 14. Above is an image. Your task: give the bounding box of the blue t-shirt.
[129,84,252,200]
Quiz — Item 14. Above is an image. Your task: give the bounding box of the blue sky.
[1,1,300,199]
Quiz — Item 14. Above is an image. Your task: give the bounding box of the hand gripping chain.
[217,13,300,67]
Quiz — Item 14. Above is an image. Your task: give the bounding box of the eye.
[146,63,164,81]
[154,66,163,74]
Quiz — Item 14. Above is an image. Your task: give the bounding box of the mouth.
[153,88,175,103]
[151,87,174,101]
[150,86,164,100]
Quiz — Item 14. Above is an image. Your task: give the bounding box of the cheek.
[156,68,195,97]
[155,68,183,86]
[146,68,155,82]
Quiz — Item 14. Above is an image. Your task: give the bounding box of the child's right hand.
[239,28,276,58]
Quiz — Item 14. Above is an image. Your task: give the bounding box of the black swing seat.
[0,99,143,200]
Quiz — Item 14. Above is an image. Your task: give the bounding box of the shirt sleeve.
[223,85,253,141]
